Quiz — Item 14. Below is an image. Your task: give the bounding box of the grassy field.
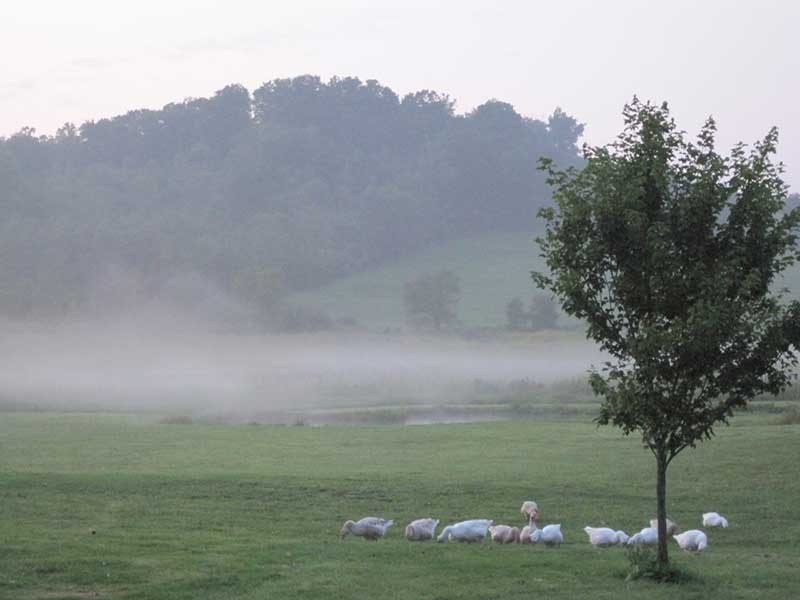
[290,232,551,329]
[1,412,799,599]
[290,231,800,330]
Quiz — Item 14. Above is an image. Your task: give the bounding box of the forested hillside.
[0,76,583,324]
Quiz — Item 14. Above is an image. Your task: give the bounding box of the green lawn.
[1,413,799,599]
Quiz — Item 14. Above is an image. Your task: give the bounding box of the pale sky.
[1,0,797,188]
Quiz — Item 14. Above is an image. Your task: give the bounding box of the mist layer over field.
[0,318,604,422]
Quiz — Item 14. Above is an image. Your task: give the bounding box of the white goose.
[627,527,658,545]
[520,500,540,522]
[340,517,394,541]
[437,519,493,543]
[702,512,729,528]
[489,524,520,543]
[674,529,708,552]
[584,526,628,547]
[405,518,440,541]
[649,517,680,535]
[530,521,563,547]
[520,514,535,545]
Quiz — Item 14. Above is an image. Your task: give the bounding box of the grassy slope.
[291,231,800,330]
[291,232,548,329]
[1,413,799,599]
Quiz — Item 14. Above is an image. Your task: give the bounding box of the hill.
[0,76,583,321]
[293,230,800,330]
[292,232,552,329]
[1,76,795,328]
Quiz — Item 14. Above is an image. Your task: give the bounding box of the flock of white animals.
[340,501,730,553]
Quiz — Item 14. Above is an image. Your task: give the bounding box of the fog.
[0,316,604,423]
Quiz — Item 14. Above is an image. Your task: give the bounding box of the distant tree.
[403,270,461,330]
[535,98,800,571]
[506,295,559,330]
[546,107,585,158]
[787,192,800,215]
[55,122,78,140]
[505,297,528,330]
[528,295,559,331]
[400,89,454,138]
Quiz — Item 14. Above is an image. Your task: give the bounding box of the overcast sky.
[1,0,797,188]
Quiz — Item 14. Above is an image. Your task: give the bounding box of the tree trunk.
[655,449,669,568]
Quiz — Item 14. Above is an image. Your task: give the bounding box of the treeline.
[0,76,584,323]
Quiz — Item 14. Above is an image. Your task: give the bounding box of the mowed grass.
[1,413,799,599]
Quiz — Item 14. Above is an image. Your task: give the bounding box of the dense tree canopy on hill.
[0,76,583,323]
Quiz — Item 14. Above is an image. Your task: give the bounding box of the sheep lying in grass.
[405,518,440,541]
[649,517,680,535]
[674,529,708,552]
[437,519,493,543]
[583,526,629,547]
[488,524,520,544]
[520,501,540,522]
[340,517,394,541]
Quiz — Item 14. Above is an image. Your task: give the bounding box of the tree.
[403,270,461,330]
[506,295,560,331]
[505,297,528,329]
[534,98,800,570]
[787,192,800,215]
[528,295,559,331]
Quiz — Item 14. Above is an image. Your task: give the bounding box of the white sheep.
[405,518,440,541]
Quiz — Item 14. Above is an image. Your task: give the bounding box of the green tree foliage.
[403,270,461,330]
[505,295,559,331]
[787,192,800,215]
[505,297,528,330]
[535,98,800,568]
[528,295,559,331]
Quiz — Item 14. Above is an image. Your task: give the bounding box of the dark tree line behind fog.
[0,75,585,322]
